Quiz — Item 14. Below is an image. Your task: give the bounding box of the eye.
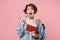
[31,8,34,10]
[27,8,30,10]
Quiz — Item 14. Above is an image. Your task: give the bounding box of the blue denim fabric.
[16,17,45,40]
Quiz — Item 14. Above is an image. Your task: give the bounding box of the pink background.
[0,0,60,40]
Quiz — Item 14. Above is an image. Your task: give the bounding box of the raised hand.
[38,19,41,26]
[19,17,24,31]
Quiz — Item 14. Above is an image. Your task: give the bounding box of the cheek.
[32,11,34,14]
[26,10,29,13]
[32,10,34,13]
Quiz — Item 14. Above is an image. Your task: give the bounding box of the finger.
[38,19,41,25]
[32,31,35,33]
[20,18,24,22]
[38,19,41,22]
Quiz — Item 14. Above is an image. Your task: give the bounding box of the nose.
[30,11,31,13]
[29,10,32,12]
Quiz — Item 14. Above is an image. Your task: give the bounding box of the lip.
[29,13,32,15]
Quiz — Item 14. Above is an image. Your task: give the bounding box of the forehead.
[27,6,34,9]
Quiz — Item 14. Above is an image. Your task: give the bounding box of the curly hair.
[24,3,37,14]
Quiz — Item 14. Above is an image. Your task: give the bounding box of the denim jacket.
[16,17,45,40]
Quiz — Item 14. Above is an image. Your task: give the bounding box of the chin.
[29,16,33,17]
[28,15,34,18]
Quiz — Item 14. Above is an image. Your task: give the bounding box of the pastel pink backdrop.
[0,0,60,40]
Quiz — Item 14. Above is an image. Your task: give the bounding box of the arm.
[16,19,24,37]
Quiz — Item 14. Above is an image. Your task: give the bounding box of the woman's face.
[26,6,35,18]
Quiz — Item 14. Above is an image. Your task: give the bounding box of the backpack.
[40,23,45,40]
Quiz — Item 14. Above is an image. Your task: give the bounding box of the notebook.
[26,24,36,32]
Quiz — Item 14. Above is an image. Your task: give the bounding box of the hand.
[19,17,24,31]
[29,31,35,36]
[29,31,39,38]
[20,17,24,25]
[38,19,41,25]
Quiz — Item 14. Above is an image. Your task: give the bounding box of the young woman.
[16,3,45,40]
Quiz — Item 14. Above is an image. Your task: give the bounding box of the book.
[26,24,36,32]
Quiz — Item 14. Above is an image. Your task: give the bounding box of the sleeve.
[38,23,45,40]
[16,20,24,37]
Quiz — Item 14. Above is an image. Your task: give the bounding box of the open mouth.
[29,13,32,15]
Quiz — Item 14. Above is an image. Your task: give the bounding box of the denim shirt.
[16,17,45,40]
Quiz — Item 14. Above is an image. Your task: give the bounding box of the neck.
[26,16,34,20]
